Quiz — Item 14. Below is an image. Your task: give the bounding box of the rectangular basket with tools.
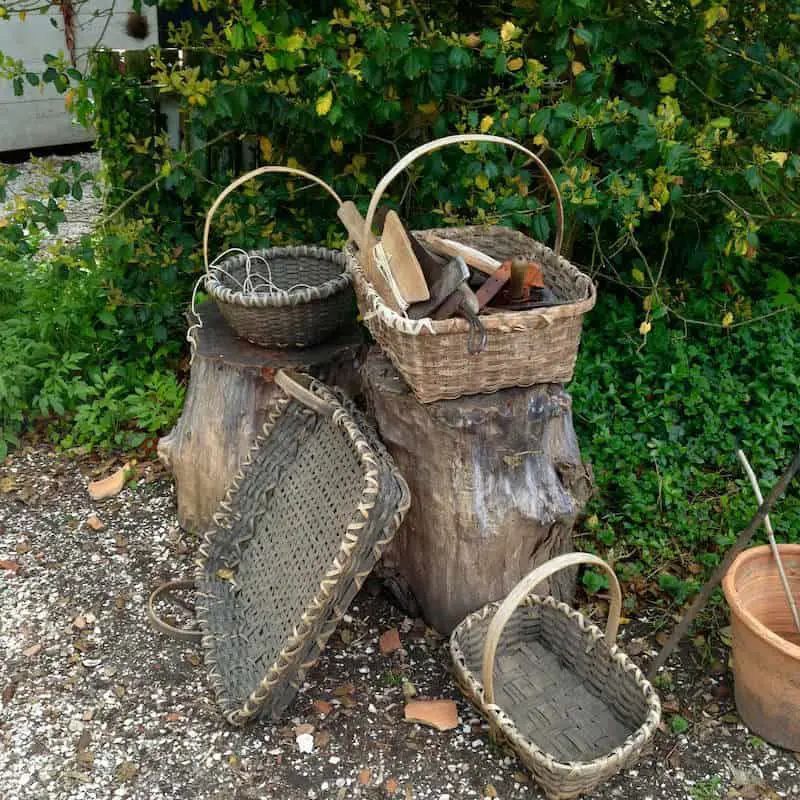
[343,134,596,404]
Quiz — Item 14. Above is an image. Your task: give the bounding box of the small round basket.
[202,167,354,349]
[450,553,661,800]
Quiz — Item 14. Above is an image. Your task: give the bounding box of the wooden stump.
[363,349,593,634]
[158,302,364,533]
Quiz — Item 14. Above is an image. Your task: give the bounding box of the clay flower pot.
[722,544,800,750]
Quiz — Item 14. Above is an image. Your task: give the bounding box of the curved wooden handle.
[203,166,343,272]
[275,369,334,417]
[364,134,564,257]
[481,552,622,705]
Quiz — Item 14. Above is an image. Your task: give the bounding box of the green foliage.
[0,255,184,457]
[669,714,690,735]
[0,0,798,600]
[572,294,800,599]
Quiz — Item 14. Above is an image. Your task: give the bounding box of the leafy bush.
[572,294,799,600]
[0,254,184,458]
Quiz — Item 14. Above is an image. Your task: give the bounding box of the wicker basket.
[348,134,596,403]
[450,553,661,800]
[195,370,410,724]
[202,166,354,348]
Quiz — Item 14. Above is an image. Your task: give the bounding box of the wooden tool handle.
[416,233,502,275]
[337,201,376,253]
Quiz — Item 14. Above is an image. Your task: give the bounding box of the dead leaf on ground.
[339,628,354,645]
[312,699,332,715]
[294,723,314,736]
[76,731,91,752]
[76,749,94,767]
[86,515,105,531]
[403,699,458,731]
[380,628,402,655]
[3,683,17,705]
[484,784,498,798]
[719,625,733,648]
[334,684,355,697]
[358,768,371,786]
[0,559,20,574]
[314,729,331,749]
[0,476,16,492]
[401,679,417,700]
[166,712,181,722]
[23,643,42,658]
[73,616,87,630]
[88,463,131,501]
[116,760,138,783]
[385,777,399,795]
[15,541,30,555]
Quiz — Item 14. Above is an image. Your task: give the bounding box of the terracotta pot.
[722,544,800,750]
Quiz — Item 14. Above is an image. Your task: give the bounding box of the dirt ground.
[1,446,799,800]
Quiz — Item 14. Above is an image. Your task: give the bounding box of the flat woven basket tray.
[195,371,410,724]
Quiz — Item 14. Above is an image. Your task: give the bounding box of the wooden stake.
[647,449,800,679]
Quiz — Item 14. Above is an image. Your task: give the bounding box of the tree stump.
[362,349,593,634]
[158,302,364,533]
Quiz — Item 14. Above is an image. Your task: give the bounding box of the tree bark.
[362,349,593,634]
[158,302,364,533]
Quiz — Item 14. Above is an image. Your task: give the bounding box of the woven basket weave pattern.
[206,246,354,348]
[451,596,660,799]
[348,226,596,403]
[196,380,409,724]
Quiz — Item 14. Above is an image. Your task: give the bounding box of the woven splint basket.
[450,553,660,799]
[348,134,595,403]
[203,167,354,348]
[196,371,410,724]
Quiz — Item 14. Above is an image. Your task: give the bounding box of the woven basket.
[348,134,596,403]
[450,553,661,800]
[202,166,354,348]
[195,370,410,724]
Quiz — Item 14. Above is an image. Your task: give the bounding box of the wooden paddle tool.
[378,210,430,304]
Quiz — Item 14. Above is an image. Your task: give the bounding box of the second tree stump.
[362,349,593,634]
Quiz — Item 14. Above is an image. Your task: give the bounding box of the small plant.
[689,776,722,800]
[669,714,690,735]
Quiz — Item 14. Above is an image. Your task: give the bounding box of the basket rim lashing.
[204,245,351,308]
[347,134,597,403]
[450,553,661,799]
[194,370,410,725]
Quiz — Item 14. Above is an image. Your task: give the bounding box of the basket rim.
[449,593,661,777]
[206,245,351,308]
[346,231,595,336]
[195,378,410,725]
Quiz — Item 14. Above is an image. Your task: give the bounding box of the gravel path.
[1,446,798,800]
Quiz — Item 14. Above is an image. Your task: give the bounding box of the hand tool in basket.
[350,134,596,403]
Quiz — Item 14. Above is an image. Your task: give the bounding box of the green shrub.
[572,293,799,597]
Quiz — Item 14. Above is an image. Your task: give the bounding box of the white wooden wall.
[0,2,158,152]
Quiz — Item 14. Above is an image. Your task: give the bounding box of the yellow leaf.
[500,21,518,42]
[722,311,733,328]
[639,320,652,336]
[770,151,788,167]
[330,138,343,153]
[417,101,438,115]
[533,133,547,146]
[283,34,304,52]
[18,9,26,20]
[643,294,653,311]
[259,136,273,161]
[475,174,489,190]
[0,7,8,19]
[507,57,524,72]
[658,73,677,94]
[315,90,333,116]
[704,5,728,28]
[631,268,645,284]
[571,60,586,76]
[587,514,599,528]
[0,218,9,229]
[216,568,235,580]
[479,115,494,133]
[287,156,300,169]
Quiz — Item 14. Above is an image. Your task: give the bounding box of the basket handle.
[275,369,334,417]
[203,166,344,273]
[363,134,564,258]
[481,552,622,705]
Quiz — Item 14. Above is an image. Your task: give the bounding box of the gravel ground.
[1,446,799,800]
